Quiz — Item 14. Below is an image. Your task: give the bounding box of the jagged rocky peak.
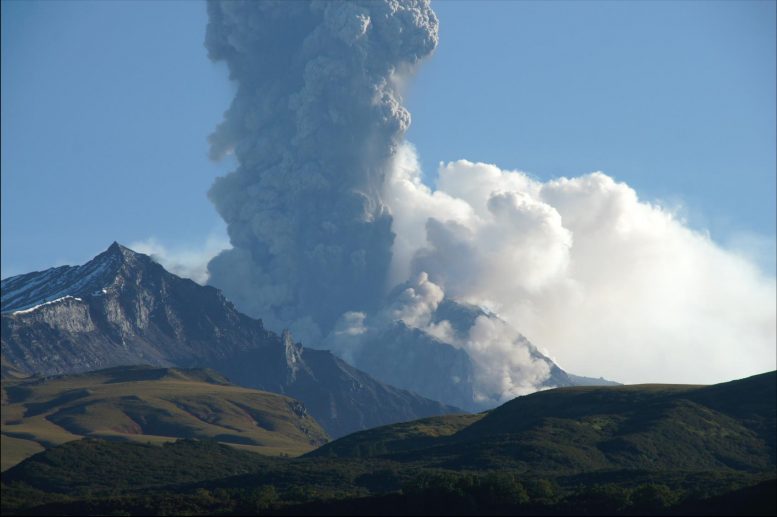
[93,241,157,280]
[103,240,137,263]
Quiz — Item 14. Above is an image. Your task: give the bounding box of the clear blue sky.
[2,0,775,278]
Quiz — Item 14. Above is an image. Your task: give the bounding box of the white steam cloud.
[390,272,554,401]
[384,143,776,384]
[130,234,231,285]
[328,271,557,406]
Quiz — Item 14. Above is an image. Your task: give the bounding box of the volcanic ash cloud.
[204,0,438,342]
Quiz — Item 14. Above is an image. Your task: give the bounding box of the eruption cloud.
[205,0,438,341]
[384,144,776,385]
[204,0,775,398]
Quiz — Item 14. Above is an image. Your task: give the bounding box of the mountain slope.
[1,249,123,313]
[0,365,328,470]
[1,243,457,438]
[212,338,464,438]
[341,321,478,411]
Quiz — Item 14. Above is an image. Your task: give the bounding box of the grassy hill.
[308,413,484,459]
[1,365,328,470]
[313,371,776,474]
[2,439,272,493]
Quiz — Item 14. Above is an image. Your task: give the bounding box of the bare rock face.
[1,243,457,438]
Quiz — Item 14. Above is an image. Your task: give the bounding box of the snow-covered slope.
[1,242,124,313]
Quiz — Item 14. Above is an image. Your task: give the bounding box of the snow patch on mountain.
[11,296,85,315]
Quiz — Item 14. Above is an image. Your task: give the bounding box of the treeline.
[2,439,775,515]
[3,468,775,515]
[280,471,776,516]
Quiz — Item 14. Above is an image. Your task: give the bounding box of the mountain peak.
[100,241,142,262]
[86,241,140,274]
[106,241,124,256]
[1,242,143,313]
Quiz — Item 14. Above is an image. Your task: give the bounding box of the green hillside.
[1,365,328,470]
[309,413,484,459]
[314,371,776,474]
[2,439,272,493]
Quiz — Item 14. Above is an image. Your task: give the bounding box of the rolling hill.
[0,365,328,470]
[312,371,777,474]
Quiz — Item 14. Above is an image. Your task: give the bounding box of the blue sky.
[2,0,775,278]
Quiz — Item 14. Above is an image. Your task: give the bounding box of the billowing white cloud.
[384,143,777,385]
[384,146,475,287]
[129,233,231,285]
[466,315,552,401]
[327,271,555,405]
[384,273,555,402]
[386,272,444,328]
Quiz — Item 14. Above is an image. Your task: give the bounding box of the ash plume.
[202,0,775,400]
[205,0,438,341]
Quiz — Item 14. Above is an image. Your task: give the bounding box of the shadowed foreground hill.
[2,439,272,494]
[2,372,774,515]
[313,371,776,473]
[0,365,328,470]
